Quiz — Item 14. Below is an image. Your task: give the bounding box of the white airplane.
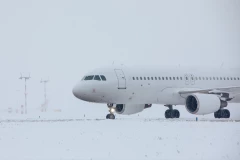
[72,66,240,119]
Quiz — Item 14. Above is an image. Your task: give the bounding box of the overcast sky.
[0,0,239,118]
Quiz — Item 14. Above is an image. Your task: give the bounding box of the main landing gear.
[106,104,115,120]
[214,109,230,119]
[164,105,180,119]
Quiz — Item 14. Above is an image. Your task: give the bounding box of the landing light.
[110,108,115,113]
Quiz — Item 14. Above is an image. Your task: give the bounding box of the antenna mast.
[41,79,49,112]
[19,73,31,114]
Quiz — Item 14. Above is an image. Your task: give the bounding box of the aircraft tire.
[214,109,230,119]
[106,114,115,120]
[165,110,171,119]
[173,110,180,118]
[223,109,230,118]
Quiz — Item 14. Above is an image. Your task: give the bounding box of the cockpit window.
[84,75,94,80]
[94,75,101,81]
[100,75,106,81]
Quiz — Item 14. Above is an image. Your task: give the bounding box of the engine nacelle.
[185,93,227,115]
[115,104,151,115]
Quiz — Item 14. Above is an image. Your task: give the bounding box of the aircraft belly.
[110,88,159,104]
[157,88,186,105]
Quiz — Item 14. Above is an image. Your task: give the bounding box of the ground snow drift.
[0,119,239,160]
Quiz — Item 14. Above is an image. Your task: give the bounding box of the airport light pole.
[19,74,31,114]
[41,79,49,112]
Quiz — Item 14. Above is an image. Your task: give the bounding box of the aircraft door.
[114,69,127,89]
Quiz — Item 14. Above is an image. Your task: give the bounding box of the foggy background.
[0,0,239,119]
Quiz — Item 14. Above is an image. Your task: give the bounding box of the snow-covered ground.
[0,118,239,160]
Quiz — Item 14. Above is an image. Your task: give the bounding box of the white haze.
[0,0,240,119]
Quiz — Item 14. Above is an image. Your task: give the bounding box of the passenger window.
[173,77,175,80]
[155,77,157,80]
[166,77,168,80]
[209,77,212,80]
[223,77,226,80]
[195,77,198,80]
[133,77,135,80]
[206,77,208,80]
[230,77,233,80]
[140,77,142,80]
[199,77,201,80]
[84,75,94,80]
[136,77,139,80]
[144,77,146,80]
[176,77,179,80]
[180,77,182,80]
[94,75,101,81]
[234,77,236,80]
[162,77,164,80]
[148,77,150,80]
[151,77,153,80]
[213,77,215,80]
[169,77,172,80]
[100,75,106,81]
[158,77,161,80]
[227,77,229,80]
[185,77,188,80]
[238,77,240,80]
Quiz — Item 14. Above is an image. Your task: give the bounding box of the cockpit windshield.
[84,75,94,80]
[100,75,106,81]
[82,75,107,81]
[94,75,101,81]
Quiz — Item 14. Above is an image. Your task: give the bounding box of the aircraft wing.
[178,86,240,95]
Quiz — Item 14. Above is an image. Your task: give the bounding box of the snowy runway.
[0,119,240,160]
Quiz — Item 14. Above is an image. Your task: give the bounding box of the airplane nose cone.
[72,84,81,99]
[72,83,89,100]
[72,82,101,102]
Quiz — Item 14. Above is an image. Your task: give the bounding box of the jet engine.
[185,93,227,115]
[115,104,151,115]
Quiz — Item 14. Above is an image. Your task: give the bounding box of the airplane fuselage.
[73,66,240,105]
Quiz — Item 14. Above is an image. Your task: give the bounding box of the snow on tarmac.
[0,119,239,160]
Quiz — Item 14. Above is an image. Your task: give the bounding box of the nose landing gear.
[106,104,115,120]
[164,105,180,119]
[107,103,113,108]
[106,113,115,119]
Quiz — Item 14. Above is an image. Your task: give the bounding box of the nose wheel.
[106,113,115,119]
[106,104,116,120]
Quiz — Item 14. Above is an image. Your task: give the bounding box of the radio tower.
[41,79,49,112]
[19,73,31,114]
